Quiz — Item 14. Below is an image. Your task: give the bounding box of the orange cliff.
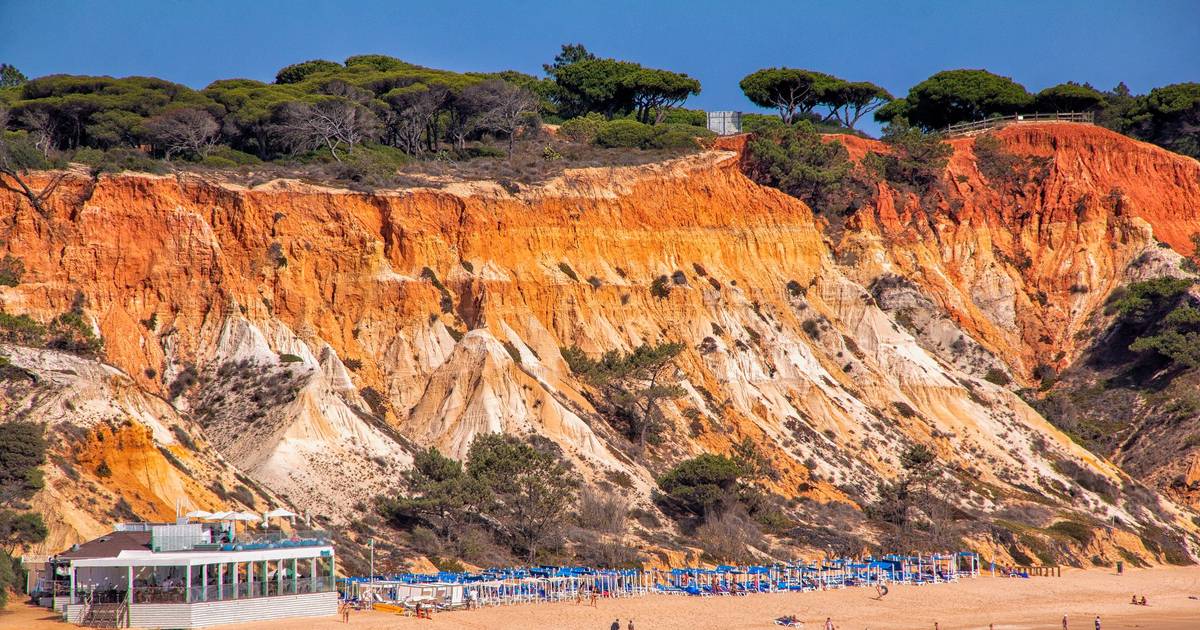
[2,124,1199,562]
[831,123,1200,379]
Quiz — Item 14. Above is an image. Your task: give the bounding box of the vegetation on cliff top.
[873,69,1200,159]
[0,45,714,196]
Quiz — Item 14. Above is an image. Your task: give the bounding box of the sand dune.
[3,567,1198,630]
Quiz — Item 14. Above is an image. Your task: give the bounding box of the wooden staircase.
[80,601,128,628]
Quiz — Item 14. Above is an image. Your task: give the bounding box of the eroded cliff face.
[836,125,1200,383]
[3,123,1199,564]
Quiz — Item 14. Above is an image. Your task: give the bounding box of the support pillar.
[262,561,269,597]
[310,558,316,591]
[127,566,133,603]
[247,561,253,599]
[218,564,225,601]
[185,565,192,603]
[69,566,76,602]
[291,559,298,594]
[232,562,239,600]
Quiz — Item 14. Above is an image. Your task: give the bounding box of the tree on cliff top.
[272,98,380,162]
[1034,82,1106,113]
[0,108,66,217]
[274,59,342,85]
[740,68,838,124]
[875,69,1033,130]
[549,46,700,123]
[0,64,26,89]
[626,67,701,124]
[143,107,221,160]
[821,81,893,130]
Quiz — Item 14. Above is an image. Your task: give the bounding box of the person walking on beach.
[1094,615,1101,630]
[341,601,350,623]
[628,619,635,630]
[610,618,620,630]
[591,588,599,607]
[1063,614,1068,629]
[824,617,835,630]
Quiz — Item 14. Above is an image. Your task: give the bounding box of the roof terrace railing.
[223,529,333,550]
[944,111,1094,137]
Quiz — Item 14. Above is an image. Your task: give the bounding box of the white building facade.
[48,523,337,628]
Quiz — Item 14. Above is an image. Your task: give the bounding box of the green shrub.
[0,255,24,287]
[558,262,580,282]
[327,144,408,186]
[89,148,169,175]
[559,113,606,143]
[200,155,238,168]
[744,121,858,214]
[984,368,1011,386]
[1047,520,1093,545]
[866,120,953,191]
[596,119,655,148]
[647,123,710,149]
[71,147,106,166]
[1111,277,1192,318]
[462,145,506,159]
[650,275,672,299]
[0,310,46,344]
[278,353,303,364]
[657,454,744,517]
[207,145,262,165]
[657,108,708,127]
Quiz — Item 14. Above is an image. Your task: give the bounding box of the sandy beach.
[3,567,1198,630]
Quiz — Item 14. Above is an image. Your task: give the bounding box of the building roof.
[56,531,151,561]
[68,544,335,568]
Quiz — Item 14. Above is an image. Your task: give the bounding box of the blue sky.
[2,0,1197,135]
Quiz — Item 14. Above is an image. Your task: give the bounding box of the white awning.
[68,545,335,568]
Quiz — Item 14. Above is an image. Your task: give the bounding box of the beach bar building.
[46,520,337,628]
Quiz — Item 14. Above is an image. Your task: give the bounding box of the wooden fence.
[1015,565,1062,577]
[944,112,1094,137]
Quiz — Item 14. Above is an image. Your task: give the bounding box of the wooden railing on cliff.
[943,112,1094,137]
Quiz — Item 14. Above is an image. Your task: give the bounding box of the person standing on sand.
[610,618,620,630]
[1094,615,1101,630]
[592,589,599,607]
[628,619,635,630]
[1063,614,1068,628]
[825,617,835,630]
